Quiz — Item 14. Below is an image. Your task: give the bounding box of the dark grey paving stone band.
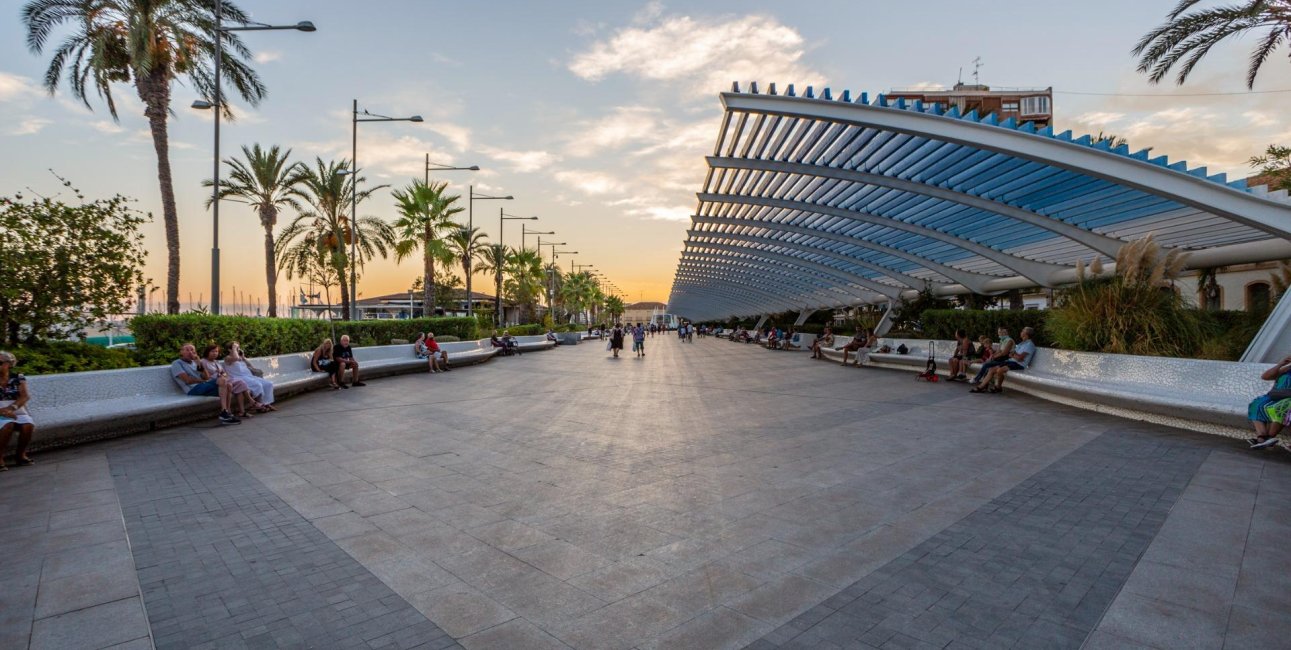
[109,431,461,650]
[746,428,1212,650]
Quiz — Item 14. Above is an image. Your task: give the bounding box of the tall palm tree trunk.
[260,205,279,317]
[138,72,182,314]
[423,224,434,318]
[334,253,351,321]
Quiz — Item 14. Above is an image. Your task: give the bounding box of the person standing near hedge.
[0,351,35,470]
[334,335,365,387]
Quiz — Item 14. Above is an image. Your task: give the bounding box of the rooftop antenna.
[957,67,963,85]
[972,56,983,85]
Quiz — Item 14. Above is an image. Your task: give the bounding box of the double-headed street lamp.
[345,103,423,320]
[496,212,538,326]
[193,2,313,315]
[467,187,512,318]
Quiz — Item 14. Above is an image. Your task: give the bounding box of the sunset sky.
[2,0,1288,313]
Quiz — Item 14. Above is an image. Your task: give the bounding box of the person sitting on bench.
[811,327,834,359]
[333,335,365,387]
[840,331,869,366]
[948,329,973,381]
[970,327,1016,393]
[974,327,1035,394]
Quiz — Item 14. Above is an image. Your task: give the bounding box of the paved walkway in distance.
[2,335,1290,649]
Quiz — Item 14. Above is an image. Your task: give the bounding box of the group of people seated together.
[413,332,451,373]
[490,331,521,356]
[172,341,279,425]
[310,335,364,390]
[1247,352,1291,450]
[962,327,1036,393]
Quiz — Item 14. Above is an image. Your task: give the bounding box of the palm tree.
[204,144,303,317]
[478,243,509,321]
[559,271,600,325]
[276,158,394,320]
[503,248,545,323]
[446,226,489,312]
[392,180,462,317]
[23,0,267,313]
[1133,1,1291,89]
[604,294,626,322]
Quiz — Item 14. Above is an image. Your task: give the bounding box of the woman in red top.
[423,332,449,373]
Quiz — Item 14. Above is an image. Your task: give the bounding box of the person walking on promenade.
[633,323,646,358]
[610,323,625,358]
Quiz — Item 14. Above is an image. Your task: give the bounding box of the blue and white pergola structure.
[667,82,1291,362]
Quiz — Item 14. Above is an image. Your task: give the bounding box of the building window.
[1199,283,1223,311]
[1002,101,1019,113]
[1020,96,1050,116]
[1247,282,1272,312]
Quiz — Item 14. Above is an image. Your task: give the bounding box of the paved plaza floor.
[3,336,1290,649]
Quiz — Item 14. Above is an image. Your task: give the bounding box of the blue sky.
[2,0,1288,310]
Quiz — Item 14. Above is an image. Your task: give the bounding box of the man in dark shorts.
[334,335,365,387]
[171,343,239,424]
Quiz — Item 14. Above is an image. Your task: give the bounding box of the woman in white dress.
[224,342,276,411]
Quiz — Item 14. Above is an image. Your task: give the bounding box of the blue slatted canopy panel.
[669,83,1291,321]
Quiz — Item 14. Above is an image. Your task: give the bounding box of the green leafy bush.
[131,314,479,365]
[502,324,544,336]
[920,309,1050,343]
[3,341,139,375]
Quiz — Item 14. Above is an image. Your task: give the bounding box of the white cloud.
[8,117,52,135]
[565,106,664,157]
[426,121,471,151]
[91,120,124,134]
[568,10,825,98]
[479,146,560,173]
[0,72,40,103]
[553,169,625,195]
[1243,110,1278,128]
[253,50,282,64]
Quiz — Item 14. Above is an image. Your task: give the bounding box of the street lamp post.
[195,3,313,315]
[466,187,512,319]
[496,211,538,326]
[349,103,423,321]
[553,248,578,323]
[521,225,553,252]
[537,239,565,325]
[424,155,478,185]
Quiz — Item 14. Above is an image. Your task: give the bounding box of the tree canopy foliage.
[0,180,148,345]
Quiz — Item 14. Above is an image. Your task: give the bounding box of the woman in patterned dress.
[0,351,35,470]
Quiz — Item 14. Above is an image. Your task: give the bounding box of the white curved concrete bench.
[785,333,817,351]
[511,334,557,353]
[25,338,500,449]
[851,338,1266,438]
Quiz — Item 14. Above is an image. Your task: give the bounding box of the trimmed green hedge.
[3,341,139,375]
[131,314,479,365]
[919,309,1051,344]
[502,324,544,336]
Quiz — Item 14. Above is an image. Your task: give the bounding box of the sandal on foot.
[969,386,989,393]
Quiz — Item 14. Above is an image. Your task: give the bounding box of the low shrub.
[3,341,139,375]
[435,335,461,343]
[131,314,479,365]
[920,309,1050,344]
[502,324,544,336]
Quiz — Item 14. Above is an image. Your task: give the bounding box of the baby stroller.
[915,342,939,382]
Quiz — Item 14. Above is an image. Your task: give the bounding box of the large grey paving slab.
[108,431,460,649]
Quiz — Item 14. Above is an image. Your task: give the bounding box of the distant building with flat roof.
[887,83,1053,127]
